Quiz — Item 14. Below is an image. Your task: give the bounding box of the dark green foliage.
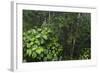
[79,48,91,59]
[23,10,91,62]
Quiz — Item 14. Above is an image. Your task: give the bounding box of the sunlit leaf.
[42,35,48,40]
[35,47,44,54]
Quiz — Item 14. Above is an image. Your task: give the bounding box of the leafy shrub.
[79,48,91,59]
[23,26,63,62]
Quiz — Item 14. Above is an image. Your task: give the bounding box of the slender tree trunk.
[48,11,51,24]
[70,38,76,59]
[70,13,80,60]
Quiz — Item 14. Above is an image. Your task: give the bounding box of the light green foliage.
[23,27,63,62]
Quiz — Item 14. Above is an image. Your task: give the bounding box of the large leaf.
[35,40,40,45]
[35,47,44,54]
[42,35,48,40]
[26,49,32,56]
[36,34,41,38]
[32,52,37,58]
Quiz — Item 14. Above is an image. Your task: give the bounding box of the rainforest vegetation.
[23,10,91,62]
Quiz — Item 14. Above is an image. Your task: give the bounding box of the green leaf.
[40,53,44,57]
[47,29,52,33]
[30,42,34,45]
[42,35,48,40]
[32,52,37,58]
[32,47,37,51]
[37,28,42,32]
[32,29,37,34]
[58,49,63,52]
[52,46,55,49]
[36,34,41,38]
[53,56,58,61]
[52,50,55,54]
[27,43,31,48]
[44,49,48,54]
[35,47,44,54]
[47,54,52,59]
[40,38,44,44]
[26,49,32,56]
[54,54,57,57]
[31,37,35,41]
[37,57,41,60]
[27,30,31,34]
[35,40,40,45]
[43,57,47,61]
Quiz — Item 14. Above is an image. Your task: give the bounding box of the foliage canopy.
[23,10,91,62]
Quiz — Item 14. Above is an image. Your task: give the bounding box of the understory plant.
[23,26,63,62]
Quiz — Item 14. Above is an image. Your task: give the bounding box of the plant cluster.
[23,26,63,62]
